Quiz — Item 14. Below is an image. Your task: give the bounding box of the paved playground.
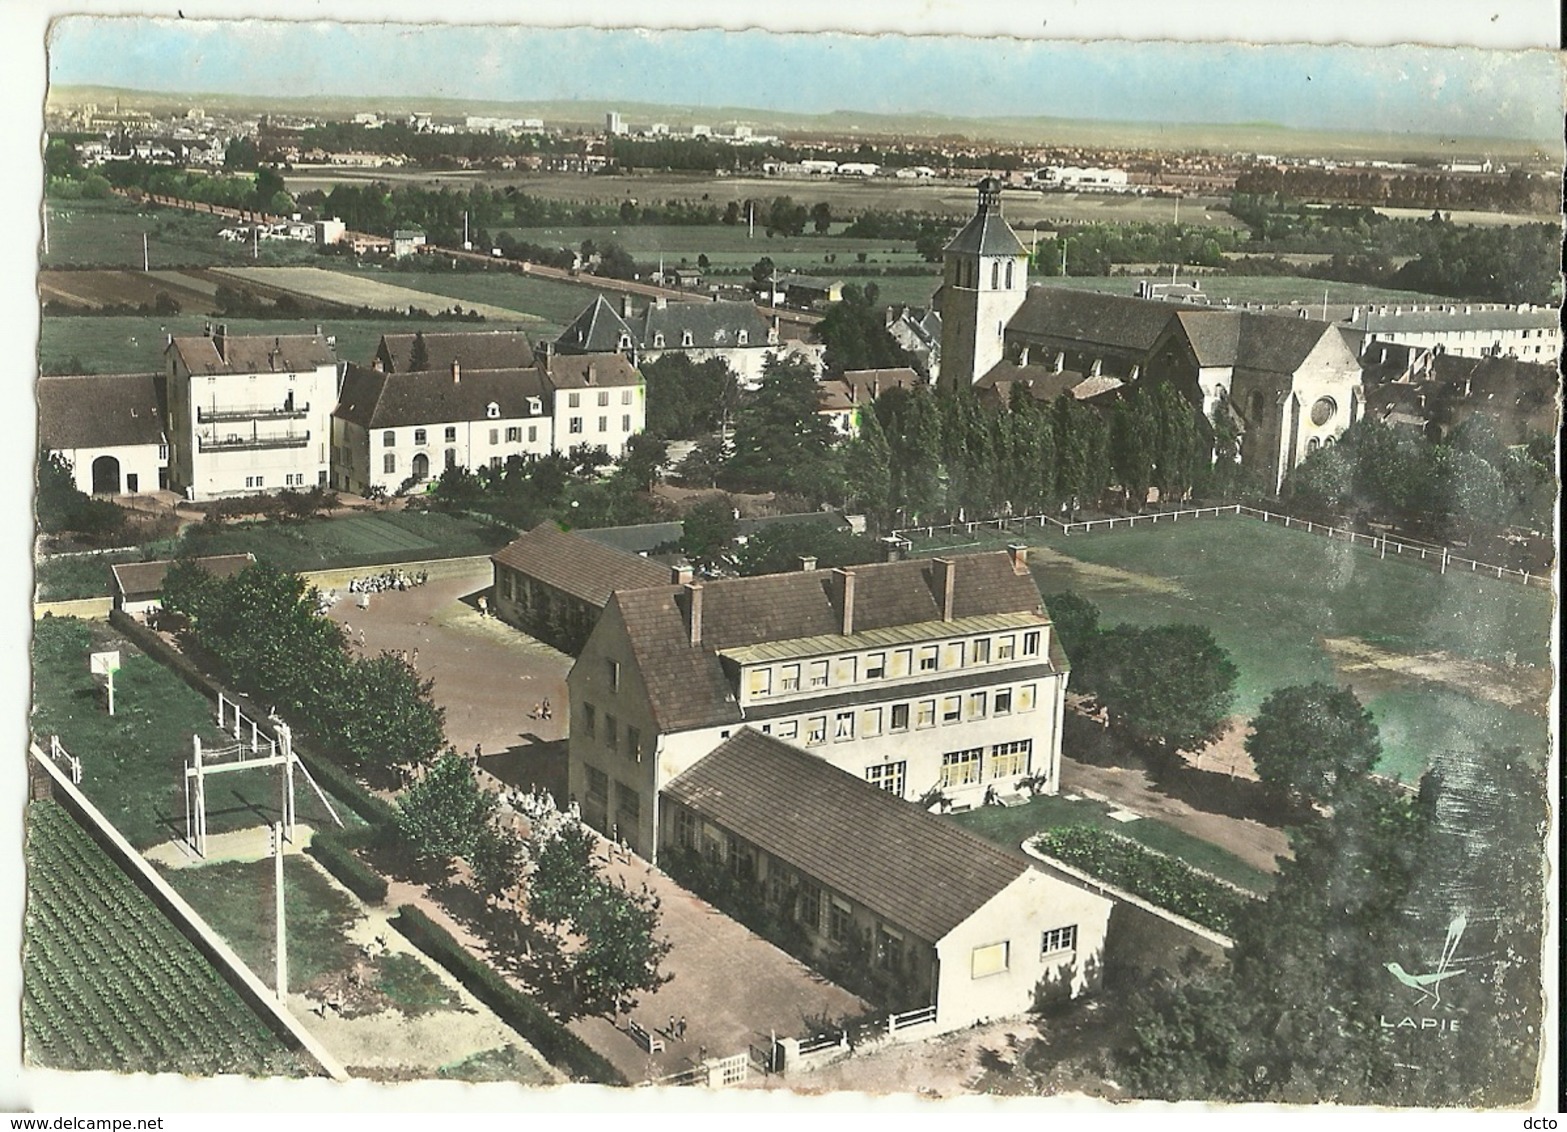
[324,558,871,1082]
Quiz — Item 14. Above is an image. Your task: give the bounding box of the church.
[937,179,1366,493]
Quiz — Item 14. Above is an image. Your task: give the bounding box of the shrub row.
[1035,825,1254,936]
[390,904,625,1086]
[307,829,388,905]
[290,747,400,829]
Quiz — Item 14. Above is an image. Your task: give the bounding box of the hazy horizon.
[45,17,1566,148]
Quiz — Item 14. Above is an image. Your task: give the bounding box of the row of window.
[761,682,1039,751]
[581,702,643,763]
[566,389,636,409]
[584,764,641,824]
[970,925,1078,981]
[566,415,635,435]
[950,256,1017,291]
[384,421,547,448]
[746,631,1044,701]
[865,739,1032,797]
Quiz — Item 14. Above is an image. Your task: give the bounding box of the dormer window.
[737,330,748,346]
[527,396,542,416]
[682,330,694,347]
[653,333,665,348]
[618,333,632,350]
[486,401,500,419]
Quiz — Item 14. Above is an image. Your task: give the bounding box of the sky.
[44,15,1566,144]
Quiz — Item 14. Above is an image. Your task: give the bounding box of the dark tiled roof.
[664,728,1031,943]
[492,523,669,608]
[1007,289,1191,354]
[376,331,535,374]
[37,373,164,450]
[539,352,643,390]
[842,368,922,400]
[169,333,336,376]
[557,296,637,353]
[1428,353,1560,396]
[332,363,550,430]
[638,299,770,348]
[608,551,1046,731]
[112,554,254,602]
[944,195,1028,258]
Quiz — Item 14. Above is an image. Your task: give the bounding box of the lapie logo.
[1380,914,1467,1033]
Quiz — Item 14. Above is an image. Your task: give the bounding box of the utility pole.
[143,232,149,272]
[271,822,288,999]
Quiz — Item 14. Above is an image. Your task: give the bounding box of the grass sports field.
[22,800,309,1076]
[322,262,595,330]
[30,617,360,850]
[909,515,1552,784]
[175,510,514,573]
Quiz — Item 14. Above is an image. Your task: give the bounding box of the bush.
[308,830,388,904]
[390,904,625,1085]
[1035,825,1253,936]
[293,748,400,828]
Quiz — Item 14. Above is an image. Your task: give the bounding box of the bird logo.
[1385,914,1467,1009]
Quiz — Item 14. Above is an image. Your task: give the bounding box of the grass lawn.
[38,313,506,375]
[162,856,361,992]
[492,222,933,271]
[23,800,311,1077]
[30,616,360,850]
[34,550,152,602]
[177,510,515,573]
[909,515,1551,784]
[949,793,1273,894]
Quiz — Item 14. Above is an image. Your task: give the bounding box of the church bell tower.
[937,177,1029,388]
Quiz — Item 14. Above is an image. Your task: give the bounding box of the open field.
[907,516,1551,784]
[285,167,1247,229]
[30,616,361,850]
[321,262,595,331]
[948,789,1272,893]
[38,313,500,373]
[40,267,223,313]
[43,198,323,270]
[22,799,309,1076]
[209,265,549,324]
[492,221,934,271]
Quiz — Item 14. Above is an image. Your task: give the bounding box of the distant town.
[27,64,1559,1111]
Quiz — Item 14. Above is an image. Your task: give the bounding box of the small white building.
[539,352,646,460]
[37,372,168,496]
[661,729,1113,1032]
[165,327,338,501]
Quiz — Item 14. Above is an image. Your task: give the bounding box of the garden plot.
[210,266,547,324]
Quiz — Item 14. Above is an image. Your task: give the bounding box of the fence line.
[893,503,1549,590]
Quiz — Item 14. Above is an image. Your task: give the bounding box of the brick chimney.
[214,323,228,362]
[371,356,384,373]
[834,568,857,635]
[671,563,694,585]
[933,558,956,621]
[1006,543,1028,575]
[798,555,817,572]
[451,360,461,385]
[679,582,704,645]
[586,363,597,385]
[879,535,909,563]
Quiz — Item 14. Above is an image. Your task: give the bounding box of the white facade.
[166,333,337,501]
[54,441,166,497]
[550,382,645,459]
[334,409,555,495]
[933,868,1112,1031]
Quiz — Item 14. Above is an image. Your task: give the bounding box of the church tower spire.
[937,177,1029,388]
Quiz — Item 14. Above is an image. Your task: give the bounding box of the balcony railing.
[197,403,310,424]
[198,430,311,452]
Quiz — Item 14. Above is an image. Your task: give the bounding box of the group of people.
[528,699,553,720]
[347,568,428,594]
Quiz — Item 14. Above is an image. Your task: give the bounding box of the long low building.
[37,372,168,496]
[661,728,1113,1032]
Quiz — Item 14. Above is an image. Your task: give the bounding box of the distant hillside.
[46,84,1556,163]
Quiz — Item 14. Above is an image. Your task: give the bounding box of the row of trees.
[1234,165,1559,216]
[160,559,445,781]
[1286,417,1554,540]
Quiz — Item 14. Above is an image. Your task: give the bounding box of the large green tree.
[679,498,739,569]
[725,353,835,494]
[393,751,497,868]
[1245,682,1382,808]
[1073,623,1238,760]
